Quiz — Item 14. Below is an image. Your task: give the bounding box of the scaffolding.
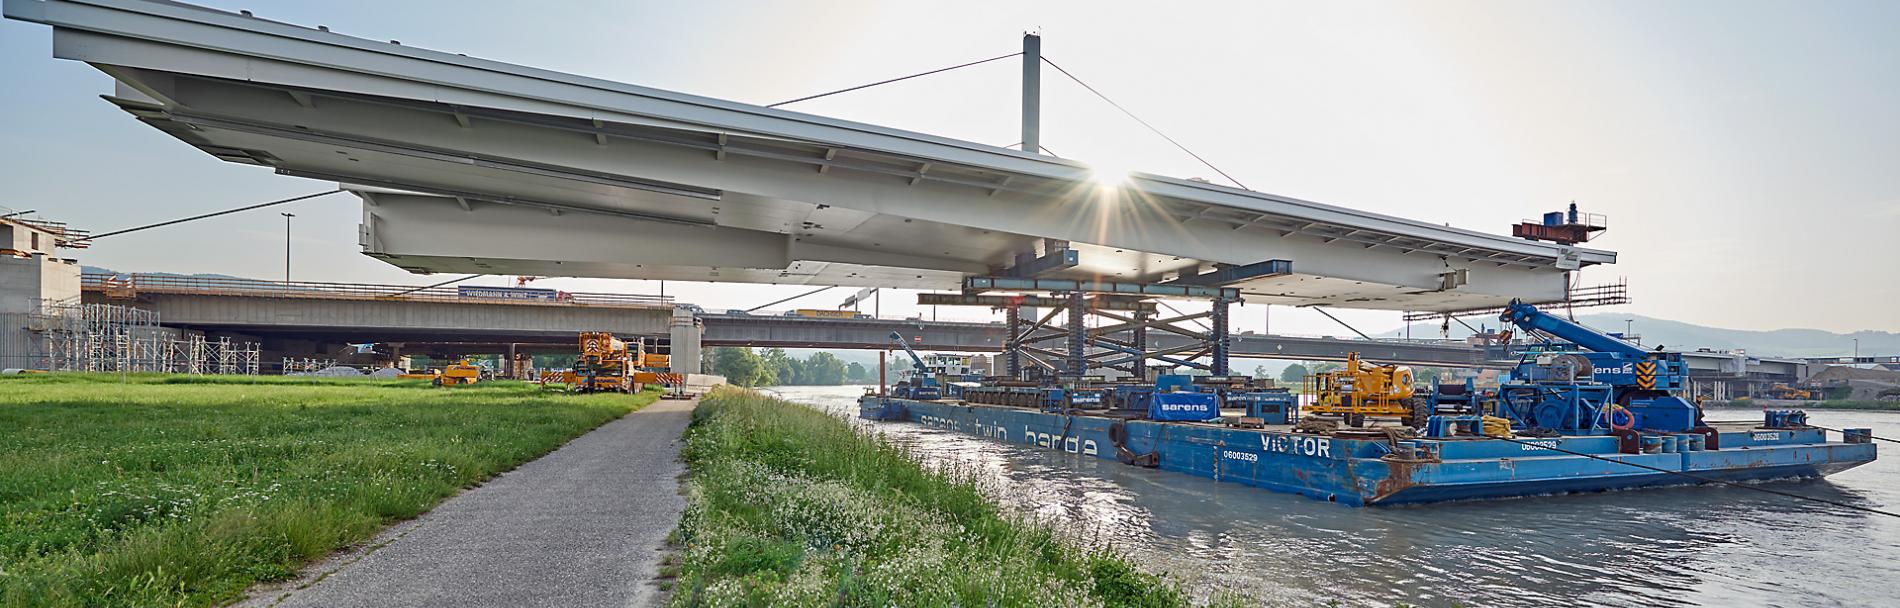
[29,300,259,374]
[278,357,383,376]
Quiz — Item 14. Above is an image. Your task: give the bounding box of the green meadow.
[0,373,658,607]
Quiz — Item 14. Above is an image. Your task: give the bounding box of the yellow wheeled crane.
[1303,352,1424,426]
[575,332,640,393]
[540,332,643,393]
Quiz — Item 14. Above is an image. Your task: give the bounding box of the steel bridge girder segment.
[916,292,1153,312]
[996,248,1080,278]
[1166,259,1293,286]
[964,277,1240,301]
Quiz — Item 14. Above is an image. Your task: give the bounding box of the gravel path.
[241,397,696,608]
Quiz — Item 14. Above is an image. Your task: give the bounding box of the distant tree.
[710,347,772,387]
[759,348,793,386]
[1311,362,1342,374]
[845,361,870,383]
[803,352,847,385]
[1280,363,1309,383]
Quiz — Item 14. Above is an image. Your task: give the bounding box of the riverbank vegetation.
[668,387,1192,607]
[0,373,658,607]
[707,347,870,387]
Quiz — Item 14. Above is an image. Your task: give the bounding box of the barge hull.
[865,397,1877,506]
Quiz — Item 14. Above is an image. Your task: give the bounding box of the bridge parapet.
[81,273,672,309]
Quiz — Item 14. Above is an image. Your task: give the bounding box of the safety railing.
[80,273,672,309]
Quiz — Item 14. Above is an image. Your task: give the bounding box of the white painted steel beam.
[5,0,1618,311]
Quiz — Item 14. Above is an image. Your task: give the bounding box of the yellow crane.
[1303,352,1424,426]
[541,332,643,393]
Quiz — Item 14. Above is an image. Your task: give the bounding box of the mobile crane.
[1496,300,1704,437]
[551,331,639,393]
[886,331,942,400]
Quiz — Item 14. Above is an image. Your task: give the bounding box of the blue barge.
[858,396,1877,506]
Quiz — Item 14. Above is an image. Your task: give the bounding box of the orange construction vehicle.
[1763,383,1818,401]
[399,359,484,386]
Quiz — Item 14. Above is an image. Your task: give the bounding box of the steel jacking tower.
[919,249,1285,381]
[914,34,1282,383]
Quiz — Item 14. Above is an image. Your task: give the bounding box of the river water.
[765,385,1898,607]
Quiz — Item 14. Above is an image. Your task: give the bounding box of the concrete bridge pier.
[670,307,702,375]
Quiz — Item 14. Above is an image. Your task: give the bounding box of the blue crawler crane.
[886,331,942,400]
[1497,300,1706,441]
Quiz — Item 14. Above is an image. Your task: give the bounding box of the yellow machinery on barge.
[1302,352,1425,426]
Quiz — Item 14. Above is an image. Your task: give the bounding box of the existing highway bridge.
[79,274,1810,393]
[79,274,1493,366]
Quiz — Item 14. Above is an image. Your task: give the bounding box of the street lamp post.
[280,212,294,283]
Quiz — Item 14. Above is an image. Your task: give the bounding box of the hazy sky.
[2,0,1894,337]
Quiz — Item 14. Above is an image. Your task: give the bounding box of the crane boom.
[1499,300,1647,357]
[888,331,929,372]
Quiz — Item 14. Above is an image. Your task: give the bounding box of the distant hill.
[1384,313,1896,359]
[82,265,244,280]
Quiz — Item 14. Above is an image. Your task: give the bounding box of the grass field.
[0,373,659,607]
[669,387,1194,607]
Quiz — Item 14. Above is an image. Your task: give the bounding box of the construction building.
[1,215,260,374]
[0,216,83,369]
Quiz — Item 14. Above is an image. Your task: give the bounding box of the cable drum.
[1557,354,1594,381]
